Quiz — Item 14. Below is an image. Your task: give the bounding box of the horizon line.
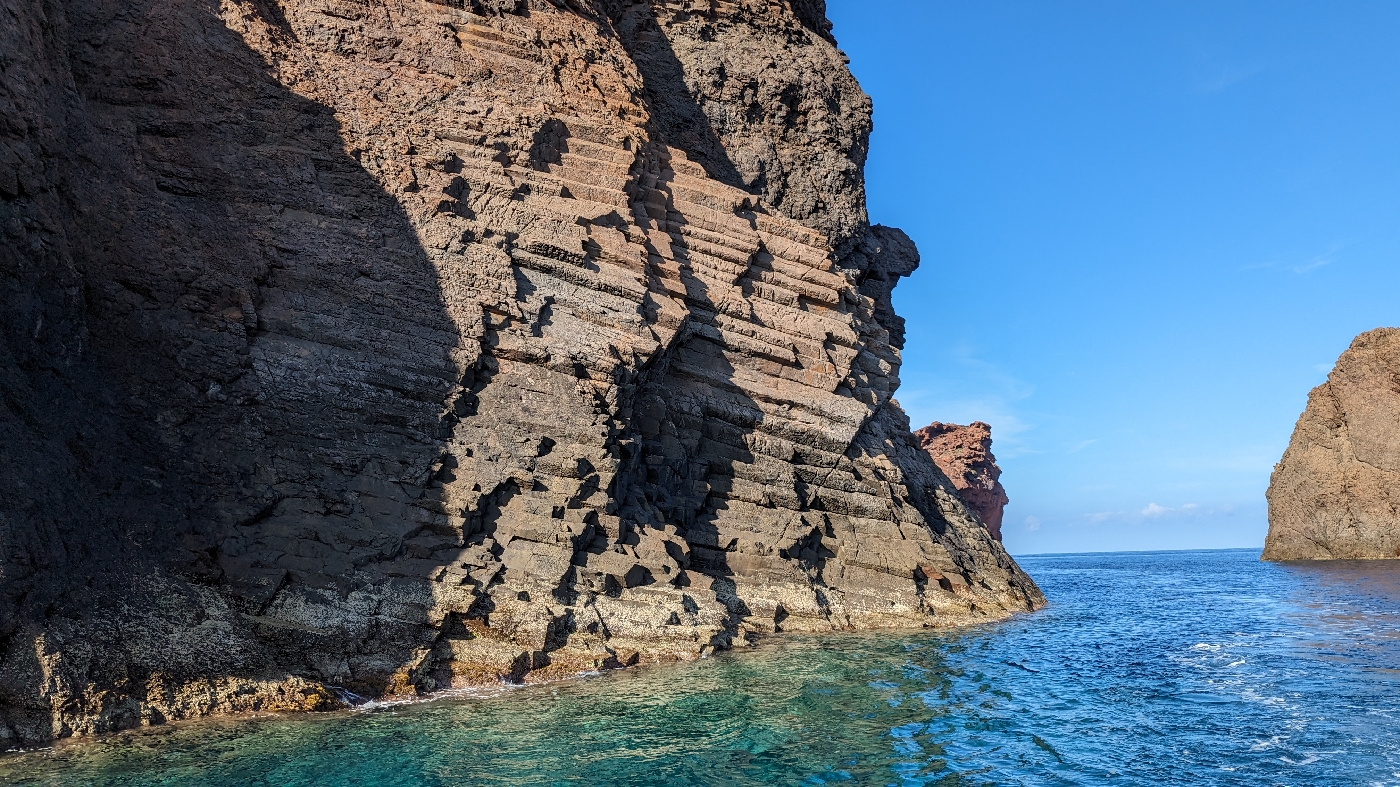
[1010,546,1264,558]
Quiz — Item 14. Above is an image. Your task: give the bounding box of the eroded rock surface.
[915,422,1008,542]
[1265,328,1400,560]
[0,0,1043,744]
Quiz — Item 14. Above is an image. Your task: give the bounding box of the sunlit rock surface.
[1265,328,1400,560]
[0,0,1042,744]
[915,422,1009,543]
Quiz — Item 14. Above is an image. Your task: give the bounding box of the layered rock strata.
[0,0,1043,744]
[915,422,1008,542]
[1264,328,1400,560]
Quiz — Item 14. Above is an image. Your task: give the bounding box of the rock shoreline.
[0,0,1042,745]
[5,614,1051,755]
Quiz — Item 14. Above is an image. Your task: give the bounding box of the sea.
[3,549,1399,786]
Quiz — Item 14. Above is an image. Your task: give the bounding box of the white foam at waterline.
[344,669,612,713]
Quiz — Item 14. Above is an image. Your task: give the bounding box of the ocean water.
[4,549,1400,786]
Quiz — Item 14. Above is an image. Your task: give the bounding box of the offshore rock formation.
[1264,328,1400,560]
[0,0,1043,743]
[914,422,1008,542]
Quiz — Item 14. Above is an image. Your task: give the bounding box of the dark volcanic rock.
[914,422,1009,542]
[1264,328,1400,560]
[0,0,1043,744]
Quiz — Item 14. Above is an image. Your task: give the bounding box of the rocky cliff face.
[0,0,1043,744]
[1265,328,1400,561]
[914,422,1008,542]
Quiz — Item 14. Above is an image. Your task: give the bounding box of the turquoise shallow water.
[5,549,1400,786]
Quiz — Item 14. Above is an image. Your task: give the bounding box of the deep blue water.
[5,549,1400,786]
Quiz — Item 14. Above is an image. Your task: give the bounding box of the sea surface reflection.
[4,549,1400,786]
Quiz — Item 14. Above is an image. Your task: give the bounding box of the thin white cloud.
[936,339,1038,399]
[895,340,1046,462]
[1025,516,1041,532]
[1196,63,1265,94]
[1067,439,1097,454]
[1172,455,1280,475]
[1292,257,1333,274]
[1242,242,1347,275]
[897,392,1038,458]
[1043,501,1257,546]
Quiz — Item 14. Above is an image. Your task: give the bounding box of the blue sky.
[825,1,1400,554]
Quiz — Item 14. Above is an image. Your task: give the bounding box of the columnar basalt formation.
[914,422,1008,542]
[1264,328,1400,560]
[0,0,1043,744]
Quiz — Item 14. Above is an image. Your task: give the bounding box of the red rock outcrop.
[915,422,1009,542]
[0,0,1043,744]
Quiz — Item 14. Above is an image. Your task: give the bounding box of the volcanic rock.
[0,0,1043,744]
[1264,328,1400,560]
[914,422,1009,542]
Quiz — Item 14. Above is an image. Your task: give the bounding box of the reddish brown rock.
[1264,328,1400,560]
[915,422,1009,542]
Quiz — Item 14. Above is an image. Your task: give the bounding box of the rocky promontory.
[915,422,1009,542]
[0,0,1042,744]
[1264,328,1400,560]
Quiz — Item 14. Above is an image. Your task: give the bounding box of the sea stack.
[1264,328,1400,560]
[914,422,1009,542]
[0,0,1043,743]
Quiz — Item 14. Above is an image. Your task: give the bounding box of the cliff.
[914,422,1008,542]
[1264,328,1400,560]
[0,0,1043,744]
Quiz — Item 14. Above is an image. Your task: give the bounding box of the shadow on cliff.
[592,0,749,191]
[617,160,759,635]
[0,0,468,742]
[0,0,1028,746]
[585,4,842,631]
[591,1,849,632]
[589,2,1037,618]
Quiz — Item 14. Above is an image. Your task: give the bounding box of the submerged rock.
[0,0,1043,743]
[914,422,1009,542]
[1265,328,1400,560]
